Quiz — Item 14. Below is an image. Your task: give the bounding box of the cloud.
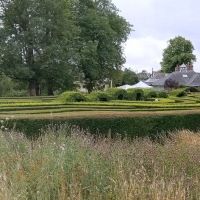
[112,0,200,72]
[123,37,167,72]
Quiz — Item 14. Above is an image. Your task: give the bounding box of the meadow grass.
[0,126,200,199]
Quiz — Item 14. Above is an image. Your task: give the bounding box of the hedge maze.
[1,88,200,138]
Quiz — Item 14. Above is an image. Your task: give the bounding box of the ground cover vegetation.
[0,126,200,199]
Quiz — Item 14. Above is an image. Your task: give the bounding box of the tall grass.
[0,126,200,199]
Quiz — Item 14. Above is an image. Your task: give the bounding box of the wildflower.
[0,120,4,124]
[5,117,9,121]
[1,126,5,129]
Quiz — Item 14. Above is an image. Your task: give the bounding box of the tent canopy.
[130,81,152,89]
[117,84,132,90]
[117,81,152,90]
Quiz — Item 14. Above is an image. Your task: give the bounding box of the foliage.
[185,86,199,93]
[106,88,128,100]
[75,0,132,92]
[87,91,110,102]
[126,88,144,100]
[0,0,78,96]
[143,90,157,100]
[164,78,179,90]
[161,36,196,72]
[169,89,187,97]
[156,91,168,98]
[55,91,86,103]
[120,68,139,86]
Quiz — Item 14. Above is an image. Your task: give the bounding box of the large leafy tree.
[74,0,132,92]
[0,0,78,95]
[161,36,196,73]
[117,68,139,86]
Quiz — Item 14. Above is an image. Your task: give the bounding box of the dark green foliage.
[127,88,144,100]
[75,0,132,92]
[87,91,110,102]
[120,68,139,86]
[106,88,128,100]
[143,90,157,99]
[6,114,200,139]
[186,87,199,93]
[161,36,196,72]
[164,78,179,89]
[170,89,187,97]
[157,91,168,98]
[55,91,86,103]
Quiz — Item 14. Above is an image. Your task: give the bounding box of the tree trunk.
[47,78,54,96]
[36,82,41,96]
[29,80,36,96]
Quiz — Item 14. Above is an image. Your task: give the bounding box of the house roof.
[152,70,197,86]
[145,73,167,85]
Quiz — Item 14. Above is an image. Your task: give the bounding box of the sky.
[112,0,200,73]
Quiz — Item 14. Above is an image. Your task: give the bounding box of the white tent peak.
[130,81,152,89]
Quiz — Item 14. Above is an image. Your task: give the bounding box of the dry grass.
[0,127,200,199]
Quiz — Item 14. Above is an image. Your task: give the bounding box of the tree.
[120,68,139,86]
[161,36,196,73]
[74,0,132,92]
[164,78,179,90]
[0,0,78,96]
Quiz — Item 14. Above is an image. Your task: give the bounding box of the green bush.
[127,88,144,100]
[87,91,110,102]
[6,113,200,139]
[143,89,157,99]
[185,87,199,93]
[55,91,86,103]
[157,91,168,98]
[170,89,187,97]
[106,88,128,100]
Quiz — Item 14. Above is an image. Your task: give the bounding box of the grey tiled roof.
[186,73,200,86]
[152,71,197,86]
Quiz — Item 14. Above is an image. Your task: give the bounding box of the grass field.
[0,126,200,199]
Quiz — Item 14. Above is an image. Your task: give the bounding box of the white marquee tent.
[117,81,152,90]
[130,81,153,89]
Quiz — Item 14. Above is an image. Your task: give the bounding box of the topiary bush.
[55,91,86,103]
[87,91,110,102]
[143,89,157,100]
[156,91,168,98]
[106,88,128,100]
[127,88,144,100]
[169,89,187,97]
[185,86,199,93]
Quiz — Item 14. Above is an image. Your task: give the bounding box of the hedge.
[143,90,157,99]
[87,91,110,102]
[106,88,128,100]
[6,113,200,140]
[169,89,187,97]
[127,88,144,100]
[55,91,86,103]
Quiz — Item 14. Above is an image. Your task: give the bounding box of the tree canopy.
[160,36,196,73]
[0,0,132,95]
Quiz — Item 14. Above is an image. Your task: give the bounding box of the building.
[145,63,200,90]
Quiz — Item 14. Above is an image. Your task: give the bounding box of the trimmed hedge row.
[6,113,200,139]
[55,89,169,103]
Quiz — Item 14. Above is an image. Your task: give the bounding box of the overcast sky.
[112,0,200,73]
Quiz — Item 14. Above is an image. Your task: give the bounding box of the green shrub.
[87,91,110,102]
[6,113,200,139]
[55,91,86,103]
[185,87,199,93]
[106,88,128,100]
[170,89,187,97]
[143,89,157,100]
[127,88,144,100]
[157,91,168,98]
